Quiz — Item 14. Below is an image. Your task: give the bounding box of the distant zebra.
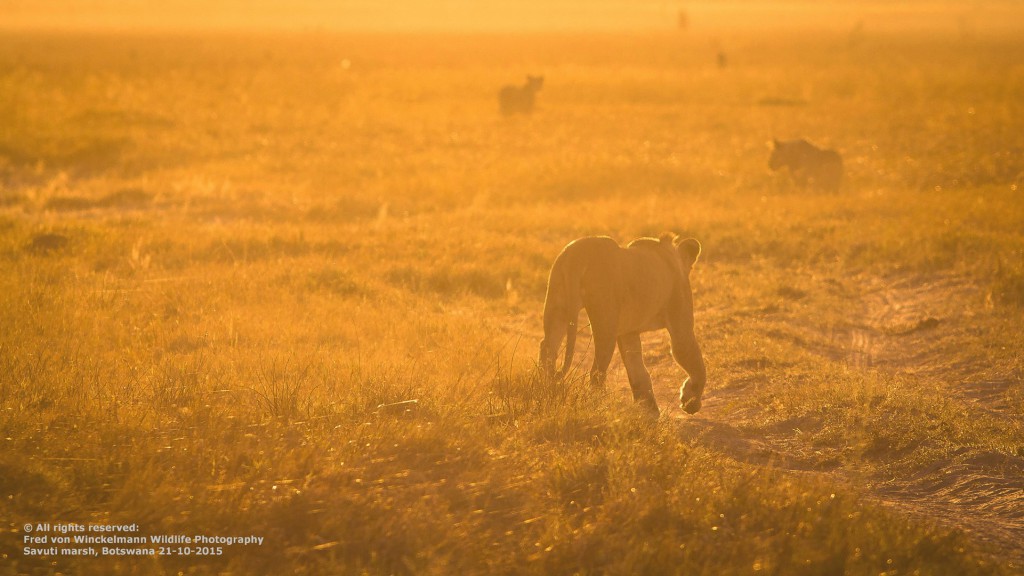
[769,138,844,192]
[499,75,544,116]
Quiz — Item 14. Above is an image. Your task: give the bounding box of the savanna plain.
[2,20,1024,576]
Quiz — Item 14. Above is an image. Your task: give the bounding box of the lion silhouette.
[499,75,544,116]
[539,234,707,415]
[769,138,843,192]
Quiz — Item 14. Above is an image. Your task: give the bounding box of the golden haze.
[1,1,1023,575]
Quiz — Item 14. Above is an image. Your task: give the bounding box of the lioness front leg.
[617,333,658,415]
[666,303,707,414]
[671,331,706,414]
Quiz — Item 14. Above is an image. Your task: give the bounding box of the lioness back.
[539,233,707,415]
[541,236,619,323]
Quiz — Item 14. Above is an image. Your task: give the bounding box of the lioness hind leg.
[617,333,659,416]
[586,301,618,388]
[586,315,619,388]
[589,333,616,388]
[540,306,570,379]
[540,315,580,380]
[557,320,577,379]
[538,338,558,378]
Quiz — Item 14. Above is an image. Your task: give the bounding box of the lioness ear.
[675,237,701,267]
[659,232,678,246]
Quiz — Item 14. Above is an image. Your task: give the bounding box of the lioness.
[769,138,843,192]
[539,234,707,415]
[499,75,544,116]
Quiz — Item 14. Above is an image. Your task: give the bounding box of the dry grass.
[1,21,1023,575]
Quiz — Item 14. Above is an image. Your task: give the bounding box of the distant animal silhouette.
[539,234,707,416]
[498,75,544,116]
[27,233,69,254]
[678,11,689,30]
[769,138,844,192]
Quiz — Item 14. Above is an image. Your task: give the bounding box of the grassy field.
[1,21,1024,576]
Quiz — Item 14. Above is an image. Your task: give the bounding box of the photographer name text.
[22,522,263,557]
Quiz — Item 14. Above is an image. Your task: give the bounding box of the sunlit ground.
[1,2,1023,574]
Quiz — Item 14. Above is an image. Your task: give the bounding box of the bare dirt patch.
[839,276,1024,565]
[676,274,1024,566]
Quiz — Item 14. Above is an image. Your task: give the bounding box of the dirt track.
[661,275,1024,567]
[528,274,1024,567]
